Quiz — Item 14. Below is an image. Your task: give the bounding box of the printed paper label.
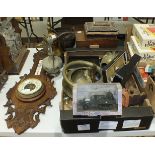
[123,120,141,128]
[77,124,90,131]
[89,45,99,48]
[99,121,118,130]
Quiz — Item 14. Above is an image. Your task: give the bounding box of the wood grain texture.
[75,31,118,48]
[0,35,29,74]
[4,52,57,135]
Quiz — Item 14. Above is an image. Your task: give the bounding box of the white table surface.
[0,48,155,137]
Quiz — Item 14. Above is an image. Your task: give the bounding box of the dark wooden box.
[60,50,154,133]
[60,107,153,133]
[75,31,119,48]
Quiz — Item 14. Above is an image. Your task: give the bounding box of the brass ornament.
[37,33,63,77]
[100,52,117,67]
[63,96,73,110]
[36,33,62,57]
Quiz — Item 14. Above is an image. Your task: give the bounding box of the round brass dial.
[16,78,45,101]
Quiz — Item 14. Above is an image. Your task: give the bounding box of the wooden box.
[75,31,119,48]
[64,49,122,66]
[60,77,153,133]
[60,50,153,133]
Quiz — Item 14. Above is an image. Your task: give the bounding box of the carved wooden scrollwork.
[0,53,8,91]
[4,74,57,134]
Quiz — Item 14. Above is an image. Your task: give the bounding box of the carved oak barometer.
[4,50,57,134]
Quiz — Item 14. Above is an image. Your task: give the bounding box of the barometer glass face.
[17,78,43,95]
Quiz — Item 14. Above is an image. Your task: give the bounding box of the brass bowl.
[63,60,102,98]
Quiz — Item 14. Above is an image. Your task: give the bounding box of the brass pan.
[63,60,102,98]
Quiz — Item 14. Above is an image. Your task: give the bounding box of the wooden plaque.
[4,51,57,135]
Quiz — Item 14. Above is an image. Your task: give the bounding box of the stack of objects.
[60,50,154,133]
[128,24,155,58]
[127,24,155,113]
[75,22,119,48]
[127,24,155,83]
